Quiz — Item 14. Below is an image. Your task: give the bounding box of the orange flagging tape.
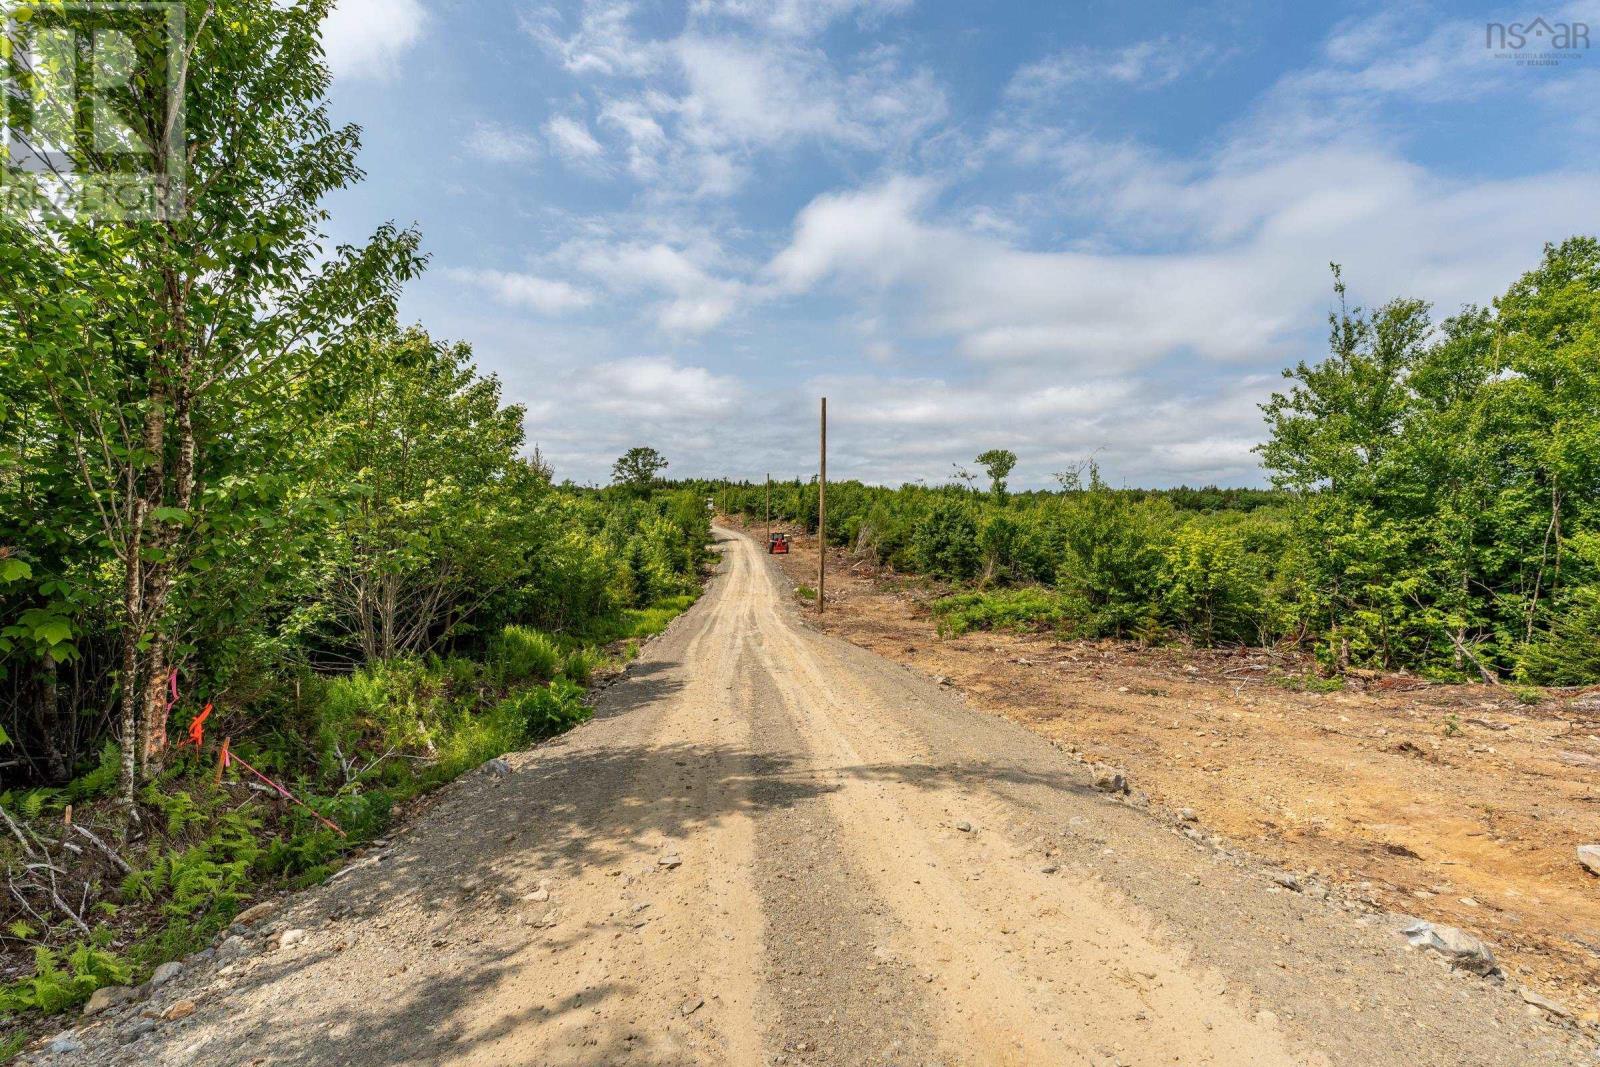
[180,703,212,750]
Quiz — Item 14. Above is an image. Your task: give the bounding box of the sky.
[315,0,1600,489]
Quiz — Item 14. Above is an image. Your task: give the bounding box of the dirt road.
[47,527,1590,1065]
[752,520,1600,1026]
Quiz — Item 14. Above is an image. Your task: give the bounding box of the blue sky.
[316,0,1600,488]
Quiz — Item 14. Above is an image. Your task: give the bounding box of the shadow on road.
[172,630,1099,1066]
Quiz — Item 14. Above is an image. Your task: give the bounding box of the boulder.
[233,902,277,926]
[149,962,184,988]
[162,999,197,1022]
[216,935,251,963]
[48,1033,83,1054]
[1578,844,1600,877]
[83,985,133,1016]
[1401,920,1500,977]
[1092,769,1129,794]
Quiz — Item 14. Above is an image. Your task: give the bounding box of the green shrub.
[577,594,698,643]
[911,498,981,580]
[491,626,562,685]
[976,512,1022,582]
[1053,492,1174,638]
[316,657,441,759]
[932,588,1075,637]
[121,809,262,919]
[500,679,590,739]
[1518,585,1600,685]
[560,649,599,685]
[66,742,123,803]
[1160,521,1266,645]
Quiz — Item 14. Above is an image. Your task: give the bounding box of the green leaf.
[0,559,31,583]
[32,620,73,646]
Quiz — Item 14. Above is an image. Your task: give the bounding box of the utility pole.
[818,397,827,614]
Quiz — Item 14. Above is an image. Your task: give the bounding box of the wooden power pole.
[818,397,827,614]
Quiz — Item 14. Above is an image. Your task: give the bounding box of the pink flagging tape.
[222,745,346,837]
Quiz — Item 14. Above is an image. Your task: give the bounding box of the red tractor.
[768,533,790,555]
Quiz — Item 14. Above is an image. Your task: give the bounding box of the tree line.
[720,239,1600,684]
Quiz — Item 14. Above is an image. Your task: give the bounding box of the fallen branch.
[1448,631,1502,686]
[72,823,133,874]
[7,878,53,931]
[47,885,91,935]
[0,805,37,857]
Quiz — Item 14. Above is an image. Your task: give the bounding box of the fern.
[66,741,122,802]
[15,788,61,820]
[0,943,129,1016]
[141,787,208,836]
[120,809,263,919]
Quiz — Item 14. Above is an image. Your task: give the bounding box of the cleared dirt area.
[752,519,1600,1033]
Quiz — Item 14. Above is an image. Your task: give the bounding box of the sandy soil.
[28,527,1594,1065]
[754,520,1600,1035]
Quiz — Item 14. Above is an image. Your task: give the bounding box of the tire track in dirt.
[736,527,1307,1066]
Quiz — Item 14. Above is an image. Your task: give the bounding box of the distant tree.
[975,449,1018,501]
[527,445,554,484]
[612,447,669,493]
[1054,455,1104,493]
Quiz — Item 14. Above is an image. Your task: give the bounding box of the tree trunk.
[34,654,68,782]
[140,645,169,774]
[138,280,196,776]
[137,397,194,772]
[117,549,143,808]
[119,372,168,805]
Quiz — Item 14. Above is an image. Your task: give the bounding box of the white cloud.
[599,98,670,180]
[578,357,742,419]
[444,268,595,314]
[564,239,746,333]
[768,157,1600,371]
[533,4,943,197]
[789,369,1268,487]
[522,0,663,77]
[1243,2,1600,150]
[545,115,608,167]
[321,0,426,81]
[690,0,912,38]
[769,175,938,291]
[1008,37,1214,100]
[464,121,541,163]
[454,2,1600,488]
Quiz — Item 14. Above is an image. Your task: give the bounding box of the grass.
[491,626,563,685]
[572,594,698,645]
